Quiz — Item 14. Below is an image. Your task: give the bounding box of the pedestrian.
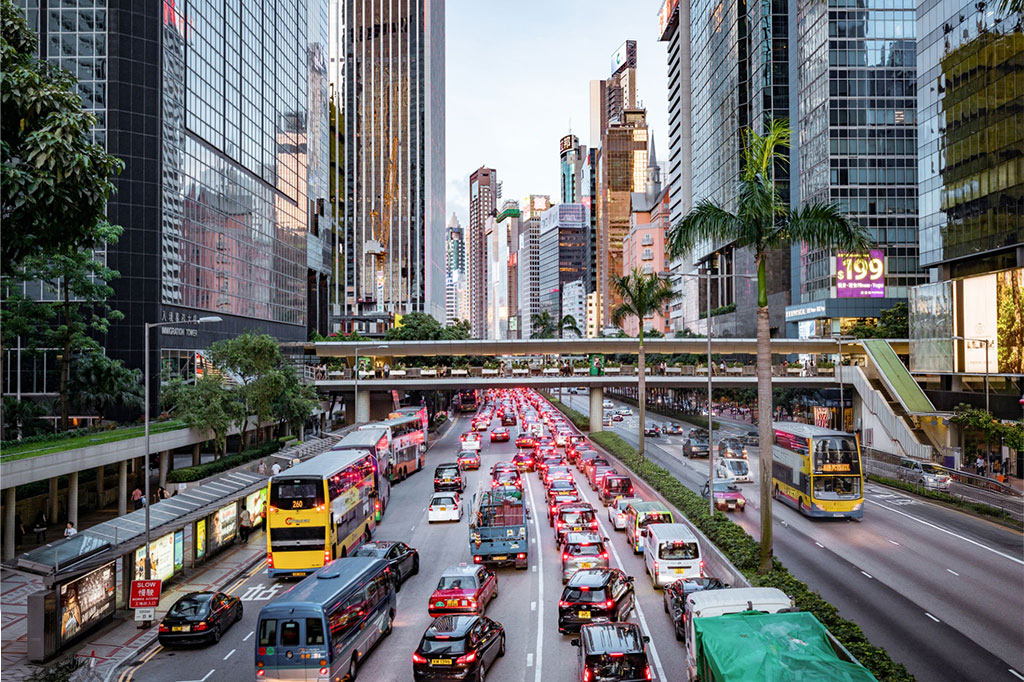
[271,461,282,476]
[383,363,390,378]
[975,454,985,477]
[14,513,24,549]
[239,507,252,542]
[257,460,267,476]
[64,521,77,539]
[32,511,48,544]
[156,486,166,500]
[131,487,143,510]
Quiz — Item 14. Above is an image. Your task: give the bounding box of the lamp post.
[952,335,992,413]
[142,315,220,613]
[832,334,855,431]
[353,345,387,424]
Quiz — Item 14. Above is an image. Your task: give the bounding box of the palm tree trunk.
[755,258,774,574]
[638,330,646,460]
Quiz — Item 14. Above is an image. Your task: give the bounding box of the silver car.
[561,532,610,583]
[897,459,952,492]
[607,497,643,531]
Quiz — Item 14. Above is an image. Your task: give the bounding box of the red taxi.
[428,564,498,616]
[515,434,536,449]
[490,427,511,442]
[457,450,481,470]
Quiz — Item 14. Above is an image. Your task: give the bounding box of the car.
[557,568,635,634]
[717,457,752,483]
[511,452,535,472]
[352,540,420,589]
[428,493,464,523]
[574,449,599,470]
[561,531,610,582]
[547,492,583,522]
[739,430,759,446]
[491,469,522,489]
[612,413,624,422]
[683,436,710,458]
[718,437,748,459]
[607,497,643,530]
[434,464,465,493]
[501,414,516,426]
[543,465,574,487]
[461,431,482,450]
[598,474,635,506]
[663,423,684,435]
[537,455,564,478]
[589,465,618,491]
[515,434,536,449]
[490,427,510,442]
[603,400,614,408]
[412,614,505,682]
[897,458,952,491]
[158,591,242,646]
[643,424,661,437]
[457,450,481,470]
[616,408,632,416]
[545,478,577,502]
[428,564,499,617]
[663,577,730,640]
[553,503,599,545]
[570,622,651,681]
[490,461,517,476]
[582,456,610,481]
[702,479,746,512]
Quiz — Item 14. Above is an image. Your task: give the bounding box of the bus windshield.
[813,476,861,499]
[638,512,672,527]
[812,436,860,475]
[270,479,324,510]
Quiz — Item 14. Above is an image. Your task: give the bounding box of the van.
[643,523,703,587]
[623,501,674,554]
[255,557,396,682]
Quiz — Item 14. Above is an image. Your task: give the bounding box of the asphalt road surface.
[126,407,697,682]
[563,391,1024,682]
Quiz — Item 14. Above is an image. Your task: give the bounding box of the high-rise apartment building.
[330,0,445,326]
[12,0,331,408]
[538,204,589,324]
[561,279,587,339]
[444,213,466,325]
[497,202,521,338]
[517,195,551,339]
[468,167,497,338]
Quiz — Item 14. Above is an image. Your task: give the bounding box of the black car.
[663,577,729,640]
[643,424,661,437]
[557,568,635,634]
[571,622,652,682]
[434,464,465,493]
[412,614,505,681]
[352,540,419,591]
[158,591,242,646]
[683,437,710,458]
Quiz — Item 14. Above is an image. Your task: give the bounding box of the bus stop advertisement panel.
[29,561,118,662]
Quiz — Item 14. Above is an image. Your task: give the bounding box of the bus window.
[271,480,324,510]
[280,620,301,646]
[306,618,325,645]
[259,619,277,646]
[813,476,860,499]
[813,437,859,473]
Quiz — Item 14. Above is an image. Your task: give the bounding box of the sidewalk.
[0,530,267,682]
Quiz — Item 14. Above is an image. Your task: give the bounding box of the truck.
[469,488,529,569]
[685,592,877,682]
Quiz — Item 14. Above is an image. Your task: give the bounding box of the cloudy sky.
[445,0,669,226]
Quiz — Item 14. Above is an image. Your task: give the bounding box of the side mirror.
[570,638,581,648]
[642,635,651,643]
[626,575,635,583]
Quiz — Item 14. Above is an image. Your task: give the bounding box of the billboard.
[836,251,884,298]
[559,135,577,154]
[658,0,680,40]
[996,268,1024,373]
[59,562,116,645]
[610,40,635,76]
[959,267,1024,374]
[134,533,176,582]
[211,502,237,550]
[909,281,954,372]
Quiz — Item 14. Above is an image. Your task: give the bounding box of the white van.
[643,523,703,587]
[683,587,793,679]
[717,457,752,483]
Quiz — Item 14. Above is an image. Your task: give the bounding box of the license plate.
[580,562,594,569]
[292,572,306,577]
[172,626,187,632]
[493,555,507,561]
[570,526,583,532]
[446,599,459,607]
[431,658,453,665]
[439,507,447,511]
[443,478,452,482]
[578,610,591,619]
[674,568,688,574]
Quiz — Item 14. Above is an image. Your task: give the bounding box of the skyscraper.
[517,195,551,339]
[497,202,521,339]
[560,134,585,203]
[468,167,498,338]
[539,204,589,325]
[330,0,445,326]
[444,213,465,325]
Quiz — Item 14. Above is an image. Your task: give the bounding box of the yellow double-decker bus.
[266,449,378,578]
[770,422,864,519]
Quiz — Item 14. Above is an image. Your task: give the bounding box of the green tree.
[1,0,124,273]
[668,118,871,574]
[274,366,319,437]
[439,318,472,340]
[207,333,283,452]
[847,302,909,339]
[69,352,143,422]
[611,269,676,459]
[161,376,240,459]
[385,312,444,340]
[1,395,49,440]
[530,312,581,339]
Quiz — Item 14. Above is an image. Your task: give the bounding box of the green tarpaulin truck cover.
[693,611,878,682]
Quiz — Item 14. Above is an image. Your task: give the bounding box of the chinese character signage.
[836,251,884,298]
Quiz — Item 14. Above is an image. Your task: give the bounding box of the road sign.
[134,607,156,622]
[129,579,162,608]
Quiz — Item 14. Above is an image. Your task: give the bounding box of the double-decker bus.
[771,422,864,519]
[454,389,480,413]
[363,414,426,481]
[266,449,378,577]
[329,427,392,521]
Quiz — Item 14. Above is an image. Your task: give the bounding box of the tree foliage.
[847,302,909,339]
[70,352,143,422]
[530,311,581,339]
[161,376,240,458]
[384,312,471,341]
[1,0,124,273]
[208,333,286,452]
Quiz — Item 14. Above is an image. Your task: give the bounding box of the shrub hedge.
[582,430,913,682]
[168,441,282,483]
[867,474,1020,529]
[539,393,589,432]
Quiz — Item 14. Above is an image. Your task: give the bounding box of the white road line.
[525,475,545,682]
[243,631,254,642]
[867,498,1024,566]
[1009,668,1024,681]
[925,612,940,623]
[860,571,873,579]
[887,539,900,546]
[814,541,824,548]
[532,564,537,572]
[222,649,235,660]
[946,568,959,576]
[531,601,537,611]
[526,653,534,667]
[175,671,215,682]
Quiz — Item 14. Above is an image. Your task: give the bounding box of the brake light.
[267,555,274,568]
[319,667,329,675]
[600,552,608,559]
[456,651,477,665]
[435,478,442,483]
[604,599,615,609]
[700,560,705,576]
[517,553,526,560]
[193,621,208,631]
[559,600,571,608]
[609,652,624,657]
[579,586,590,591]
[473,555,482,563]
[324,549,331,564]
[256,671,265,677]
[645,665,653,680]
[412,652,427,664]
[583,667,593,682]
[589,521,599,528]
[158,624,169,633]
[653,560,659,574]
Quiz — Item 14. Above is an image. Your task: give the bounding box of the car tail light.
[434,478,442,483]
[604,599,615,609]
[559,600,571,608]
[193,621,208,631]
[456,651,478,665]
[473,555,482,563]
[517,553,526,560]
[412,652,427,664]
[589,521,598,528]
[600,552,608,559]
[653,560,659,574]
[256,670,265,677]
[645,665,653,680]
[700,560,705,576]
[562,552,570,561]
[158,624,169,633]
[324,549,331,564]
[583,667,593,682]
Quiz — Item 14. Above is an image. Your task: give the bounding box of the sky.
[445,0,668,227]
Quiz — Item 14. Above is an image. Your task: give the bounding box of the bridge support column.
[590,386,604,433]
[118,460,128,516]
[3,487,16,561]
[159,451,170,489]
[49,477,59,523]
[192,442,201,467]
[67,471,79,530]
[96,465,105,505]
[355,390,370,424]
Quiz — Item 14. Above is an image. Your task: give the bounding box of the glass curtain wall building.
[538,204,589,326]
[517,195,550,339]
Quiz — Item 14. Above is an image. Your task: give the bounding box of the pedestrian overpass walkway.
[861,339,939,415]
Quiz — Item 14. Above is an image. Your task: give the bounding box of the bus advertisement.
[770,422,864,519]
[330,428,392,521]
[365,414,426,481]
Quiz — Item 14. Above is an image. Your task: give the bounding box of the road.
[563,392,1024,682]
[125,407,691,682]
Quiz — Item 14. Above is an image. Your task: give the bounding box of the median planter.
[666,366,682,374]
[621,365,635,375]
[543,368,560,375]
[407,367,421,377]
[421,368,437,377]
[470,367,484,377]
[604,366,621,374]
[482,368,499,376]
[451,368,469,376]
[573,366,589,374]
[359,370,375,379]
[512,368,529,376]
[390,369,407,377]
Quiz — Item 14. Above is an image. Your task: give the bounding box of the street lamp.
[142,315,220,618]
[952,336,992,412]
[353,345,387,424]
[832,334,856,431]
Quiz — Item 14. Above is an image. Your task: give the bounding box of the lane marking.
[175,671,215,682]
[946,569,959,577]
[532,565,537,572]
[860,571,873,579]
[243,630,254,641]
[222,649,236,660]
[525,474,545,682]
[887,539,900,546]
[814,541,824,548]
[527,653,534,667]
[867,498,1024,566]
[246,563,263,578]
[531,601,537,611]
[123,645,163,682]
[1009,669,1024,681]
[925,612,940,623]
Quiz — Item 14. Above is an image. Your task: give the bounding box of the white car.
[607,497,643,530]
[717,458,753,484]
[428,493,463,523]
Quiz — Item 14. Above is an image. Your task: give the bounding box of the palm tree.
[668,118,871,574]
[70,352,144,422]
[611,269,676,460]
[558,314,581,338]
[530,311,557,339]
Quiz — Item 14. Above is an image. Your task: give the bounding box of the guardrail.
[848,365,933,460]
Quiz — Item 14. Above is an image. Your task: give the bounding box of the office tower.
[331,0,445,327]
[497,202,521,338]
[538,204,589,325]
[484,212,511,340]
[560,134,586,203]
[786,0,924,337]
[11,1,331,407]
[561,279,587,339]
[469,167,497,338]
[517,195,551,339]
[907,2,1023,410]
[582,147,600,296]
[590,40,638,146]
[445,214,465,325]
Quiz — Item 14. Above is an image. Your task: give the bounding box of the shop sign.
[836,250,884,298]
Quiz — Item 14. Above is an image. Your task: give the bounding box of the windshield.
[560,510,595,525]
[713,482,738,493]
[813,475,861,499]
[659,542,699,560]
[566,543,603,557]
[638,512,672,527]
[169,597,209,618]
[437,575,477,590]
[921,464,946,475]
[563,587,609,603]
[724,460,748,474]
[421,637,468,655]
[270,479,324,510]
[812,437,860,474]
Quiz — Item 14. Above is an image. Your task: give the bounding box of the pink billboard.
[836,250,885,298]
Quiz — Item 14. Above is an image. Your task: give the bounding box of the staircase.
[866,376,943,453]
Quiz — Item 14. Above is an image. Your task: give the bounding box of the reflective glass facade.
[539,204,589,324]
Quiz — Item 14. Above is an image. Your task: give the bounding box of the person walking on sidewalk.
[131,487,143,510]
[239,507,252,543]
[64,521,77,538]
[271,461,282,476]
[257,460,267,476]
[32,512,48,544]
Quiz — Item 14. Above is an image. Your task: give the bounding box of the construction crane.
[366,133,398,313]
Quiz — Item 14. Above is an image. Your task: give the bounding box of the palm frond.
[742,118,791,182]
[611,270,676,329]
[786,202,873,254]
[667,200,740,258]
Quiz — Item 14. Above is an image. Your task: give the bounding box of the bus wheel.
[347,654,359,681]
[382,610,394,637]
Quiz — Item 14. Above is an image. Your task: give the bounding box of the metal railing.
[848,365,933,460]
